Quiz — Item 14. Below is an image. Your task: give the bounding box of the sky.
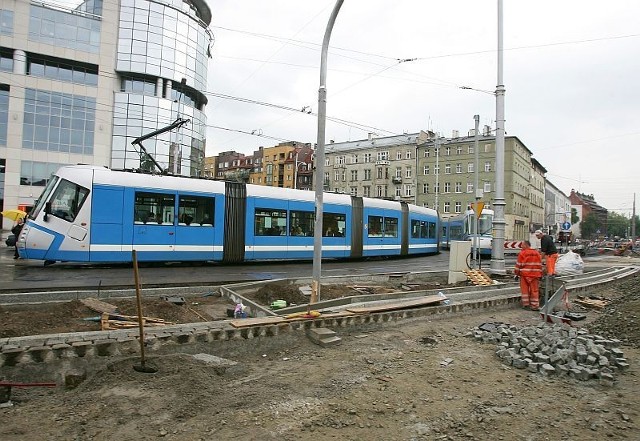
[59,1,640,216]
[205,0,639,217]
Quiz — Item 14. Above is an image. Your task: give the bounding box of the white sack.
[555,250,584,276]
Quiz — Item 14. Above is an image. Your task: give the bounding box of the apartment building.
[323,131,432,200]
[545,180,572,236]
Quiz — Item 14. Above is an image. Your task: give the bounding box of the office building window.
[0,9,14,35]
[121,74,156,96]
[22,88,96,154]
[20,161,63,186]
[28,53,98,86]
[29,4,101,53]
[0,85,8,145]
[0,47,12,72]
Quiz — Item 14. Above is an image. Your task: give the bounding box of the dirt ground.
[0,279,453,338]
[1,274,639,440]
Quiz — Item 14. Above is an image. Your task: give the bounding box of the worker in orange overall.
[514,240,544,310]
[535,229,558,276]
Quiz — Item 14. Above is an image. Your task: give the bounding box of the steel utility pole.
[490,0,506,275]
[311,0,344,305]
[473,114,480,268]
[434,136,440,210]
[632,193,636,239]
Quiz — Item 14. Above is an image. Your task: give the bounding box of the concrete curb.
[1,265,636,380]
[0,293,522,369]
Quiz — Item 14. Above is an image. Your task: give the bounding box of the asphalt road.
[2,239,636,294]
[1,242,501,293]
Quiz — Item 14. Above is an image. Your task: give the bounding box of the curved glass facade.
[113,0,211,176]
[117,0,209,90]
[1,0,212,218]
[111,92,207,177]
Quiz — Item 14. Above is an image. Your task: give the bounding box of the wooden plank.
[229,311,356,328]
[574,298,608,309]
[345,295,445,314]
[81,298,119,314]
[463,269,493,286]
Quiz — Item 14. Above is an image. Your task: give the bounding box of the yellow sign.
[471,202,484,218]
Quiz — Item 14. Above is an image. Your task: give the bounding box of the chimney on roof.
[368,132,374,141]
[452,129,459,138]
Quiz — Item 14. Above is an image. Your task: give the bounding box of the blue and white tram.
[440,208,494,256]
[18,165,440,263]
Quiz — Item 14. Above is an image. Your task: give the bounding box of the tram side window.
[255,208,287,236]
[411,220,437,239]
[323,212,346,237]
[48,178,89,222]
[290,211,314,236]
[411,220,425,238]
[369,215,397,237]
[368,216,383,237]
[384,217,398,238]
[428,221,436,238]
[449,225,464,240]
[135,192,175,225]
[178,195,214,226]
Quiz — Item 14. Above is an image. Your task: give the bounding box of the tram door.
[132,191,176,258]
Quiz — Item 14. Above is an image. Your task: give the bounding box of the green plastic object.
[270,300,287,309]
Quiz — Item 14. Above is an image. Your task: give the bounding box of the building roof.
[326,132,424,153]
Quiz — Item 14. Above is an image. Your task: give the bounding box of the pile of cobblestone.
[469,322,629,386]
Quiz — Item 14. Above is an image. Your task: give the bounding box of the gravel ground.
[1,272,639,440]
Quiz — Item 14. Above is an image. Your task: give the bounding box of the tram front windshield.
[478,214,493,235]
[29,175,60,220]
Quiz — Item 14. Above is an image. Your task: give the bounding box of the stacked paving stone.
[470,322,629,385]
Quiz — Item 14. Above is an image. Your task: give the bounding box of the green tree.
[570,208,579,224]
[608,211,629,238]
[580,213,599,239]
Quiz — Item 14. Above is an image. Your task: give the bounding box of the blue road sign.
[561,221,571,231]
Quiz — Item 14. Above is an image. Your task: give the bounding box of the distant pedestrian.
[535,229,559,276]
[514,240,543,310]
[11,217,25,259]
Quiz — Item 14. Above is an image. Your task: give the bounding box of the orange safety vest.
[514,248,543,278]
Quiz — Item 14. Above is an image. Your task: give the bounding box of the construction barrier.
[504,241,524,250]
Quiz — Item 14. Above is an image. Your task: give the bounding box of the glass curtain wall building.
[0,0,211,225]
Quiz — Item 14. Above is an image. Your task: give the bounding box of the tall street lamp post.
[311,0,344,306]
[490,0,507,275]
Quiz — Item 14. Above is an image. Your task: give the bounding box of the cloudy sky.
[206,0,639,216]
